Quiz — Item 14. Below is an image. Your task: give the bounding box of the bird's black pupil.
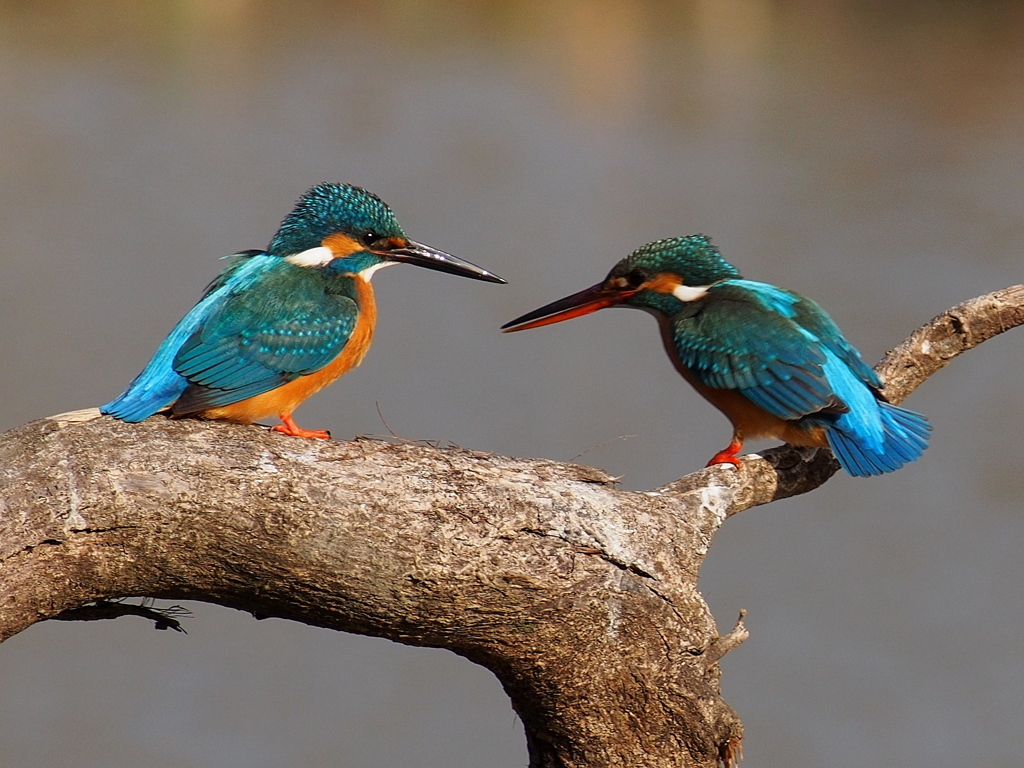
[627,269,647,288]
[362,231,378,247]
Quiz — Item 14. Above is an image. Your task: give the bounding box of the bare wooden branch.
[876,284,1024,402]
[702,611,749,671]
[2,285,1022,767]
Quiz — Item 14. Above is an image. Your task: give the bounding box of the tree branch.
[2,286,1022,767]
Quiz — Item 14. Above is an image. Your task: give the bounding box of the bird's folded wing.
[669,282,859,421]
[172,284,358,412]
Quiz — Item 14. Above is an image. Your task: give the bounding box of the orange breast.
[200,277,378,424]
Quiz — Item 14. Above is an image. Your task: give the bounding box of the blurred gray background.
[2,1,1023,766]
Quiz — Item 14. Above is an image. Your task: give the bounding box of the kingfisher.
[102,183,505,439]
[502,235,930,477]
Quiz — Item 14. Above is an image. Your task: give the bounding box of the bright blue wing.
[101,252,276,422]
[781,285,881,390]
[170,264,358,414]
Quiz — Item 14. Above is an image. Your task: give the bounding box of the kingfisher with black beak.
[102,183,505,438]
[503,235,929,476]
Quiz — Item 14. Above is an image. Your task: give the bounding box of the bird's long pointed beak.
[383,240,506,283]
[502,282,625,332]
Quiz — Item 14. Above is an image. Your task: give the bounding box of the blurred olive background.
[2,1,1024,766]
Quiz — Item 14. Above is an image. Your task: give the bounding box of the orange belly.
[683,374,827,448]
[199,277,377,424]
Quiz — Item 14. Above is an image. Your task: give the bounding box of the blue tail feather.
[101,252,274,423]
[814,348,931,477]
[101,296,221,422]
[100,334,192,422]
[825,402,931,477]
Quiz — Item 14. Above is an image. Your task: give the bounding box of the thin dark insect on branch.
[53,599,192,633]
[371,401,459,450]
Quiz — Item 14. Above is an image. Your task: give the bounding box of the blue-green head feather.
[266,183,405,258]
[612,235,741,287]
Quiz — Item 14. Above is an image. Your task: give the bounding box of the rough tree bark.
[2,285,1023,768]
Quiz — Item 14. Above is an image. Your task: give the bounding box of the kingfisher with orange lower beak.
[503,235,930,476]
[102,183,505,438]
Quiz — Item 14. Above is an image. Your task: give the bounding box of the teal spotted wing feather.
[784,287,882,391]
[669,280,846,420]
[171,266,359,415]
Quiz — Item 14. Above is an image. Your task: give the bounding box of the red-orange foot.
[272,414,331,440]
[706,436,743,468]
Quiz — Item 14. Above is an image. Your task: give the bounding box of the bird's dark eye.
[361,231,379,247]
[625,268,648,289]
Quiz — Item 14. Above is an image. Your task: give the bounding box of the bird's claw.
[273,415,331,440]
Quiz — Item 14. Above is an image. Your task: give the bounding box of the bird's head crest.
[268,183,405,259]
[611,235,741,287]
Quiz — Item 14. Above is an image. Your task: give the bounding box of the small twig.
[703,610,748,670]
[374,400,399,438]
[569,434,636,463]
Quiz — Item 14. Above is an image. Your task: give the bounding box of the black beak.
[383,240,506,284]
[501,282,628,332]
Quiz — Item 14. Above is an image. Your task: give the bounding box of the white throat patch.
[285,246,335,268]
[358,260,397,281]
[671,283,711,302]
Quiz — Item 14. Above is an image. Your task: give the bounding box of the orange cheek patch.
[644,273,683,294]
[321,232,365,257]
